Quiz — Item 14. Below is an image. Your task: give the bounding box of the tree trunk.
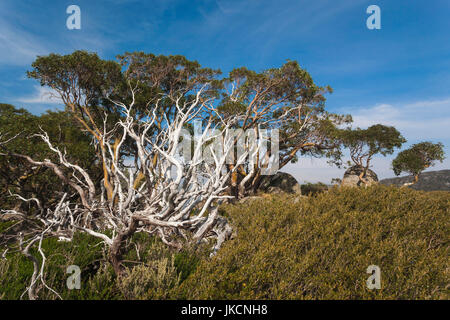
[109,219,138,277]
[402,174,419,187]
[358,168,369,187]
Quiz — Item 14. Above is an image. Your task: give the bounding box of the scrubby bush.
[0,230,206,299]
[1,186,448,300]
[0,231,119,300]
[300,182,329,196]
[119,258,180,300]
[175,186,449,299]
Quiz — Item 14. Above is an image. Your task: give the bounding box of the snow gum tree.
[392,141,445,186]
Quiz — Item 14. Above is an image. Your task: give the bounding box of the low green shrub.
[1,185,448,300]
[0,231,205,299]
[119,257,180,300]
[175,186,449,299]
[0,232,117,300]
[301,182,329,196]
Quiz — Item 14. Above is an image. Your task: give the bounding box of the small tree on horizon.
[336,124,406,186]
[392,141,445,186]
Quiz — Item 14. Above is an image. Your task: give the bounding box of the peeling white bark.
[2,83,244,280]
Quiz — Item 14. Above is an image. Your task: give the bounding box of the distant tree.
[337,124,406,186]
[392,142,445,186]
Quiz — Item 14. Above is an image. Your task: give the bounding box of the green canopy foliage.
[392,141,445,178]
[0,104,99,210]
[25,51,354,198]
[336,124,406,169]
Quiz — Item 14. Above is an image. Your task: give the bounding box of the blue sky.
[0,0,449,182]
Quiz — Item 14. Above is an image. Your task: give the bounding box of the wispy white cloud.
[17,85,63,105]
[0,21,48,65]
[346,98,450,141]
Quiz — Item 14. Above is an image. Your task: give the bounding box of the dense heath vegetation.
[1,185,448,300]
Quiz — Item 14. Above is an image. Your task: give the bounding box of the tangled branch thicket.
[0,81,261,297]
[0,50,375,299]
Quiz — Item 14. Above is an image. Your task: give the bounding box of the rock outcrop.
[257,171,301,194]
[341,165,378,187]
